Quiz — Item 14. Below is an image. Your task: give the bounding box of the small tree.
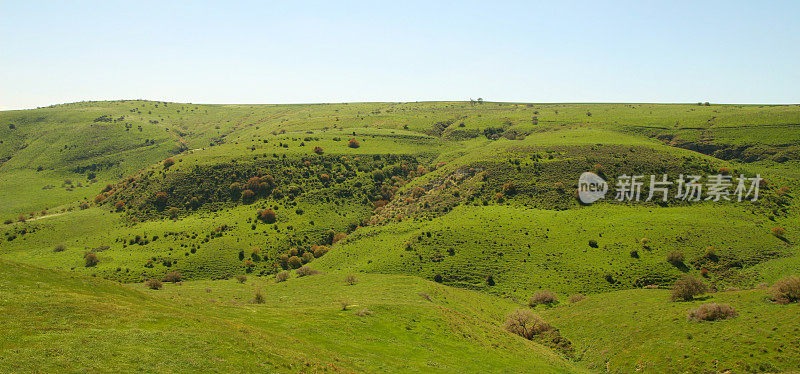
[504,309,550,340]
[671,275,707,301]
[84,252,99,267]
[344,274,357,285]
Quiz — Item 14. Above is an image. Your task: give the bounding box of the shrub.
[163,270,182,283]
[688,303,738,321]
[529,290,557,307]
[339,299,350,311]
[502,182,516,195]
[84,252,99,267]
[313,146,324,155]
[234,275,248,284]
[504,309,551,340]
[770,275,800,303]
[53,244,67,252]
[94,195,105,204]
[344,274,357,285]
[718,167,732,175]
[347,139,360,148]
[163,158,175,168]
[241,189,256,200]
[288,256,302,269]
[114,201,126,212]
[671,275,708,301]
[355,308,372,317]
[253,290,265,304]
[168,207,180,219]
[312,245,328,258]
[296,266,320,277]
[3,219,12,225]
[771,227,786,238]
[146,278,163,290]
[568,294,586,303]
[257,209,277,223]
[666,251,684,265]
[155,191,168,206]
[275,271,290,282]
[588,239,598,248]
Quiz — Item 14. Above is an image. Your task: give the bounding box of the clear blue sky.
[1,0,798,109]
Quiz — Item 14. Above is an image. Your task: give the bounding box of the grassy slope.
[0,259,583,373]
[1,101,800,373]
[539,288,800,373]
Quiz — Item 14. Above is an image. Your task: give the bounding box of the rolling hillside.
[1,100,799,373]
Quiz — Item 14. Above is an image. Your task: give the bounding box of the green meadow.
[1,100,799,373]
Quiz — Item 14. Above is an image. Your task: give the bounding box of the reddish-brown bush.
[348,139,360,148]
[771,227,786,238]
[313,146,324,155]
[94,195,106,204]
[163,158,175,168]
[114,201,125,211]
[257,209,277,223]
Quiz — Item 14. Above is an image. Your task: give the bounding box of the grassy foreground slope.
[540,288,800,373]
[0,259,584,373]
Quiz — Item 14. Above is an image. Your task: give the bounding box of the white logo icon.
[578,172,608,204]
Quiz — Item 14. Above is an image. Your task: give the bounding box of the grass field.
[1,100,799,373]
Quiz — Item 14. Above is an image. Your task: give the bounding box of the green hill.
[1,100,799,373]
